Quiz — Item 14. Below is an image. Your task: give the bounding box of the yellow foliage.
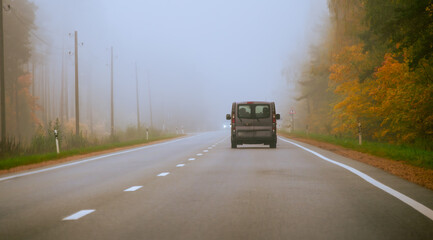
[298,0,433,146]
[329,44,369,136]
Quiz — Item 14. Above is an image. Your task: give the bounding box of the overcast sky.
[30,0,328,132]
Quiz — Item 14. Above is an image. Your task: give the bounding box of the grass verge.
[280,131,433,170]
[0,134,180,171]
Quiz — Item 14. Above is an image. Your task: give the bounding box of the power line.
[8,4,65,52]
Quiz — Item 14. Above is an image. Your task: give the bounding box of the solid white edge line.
[0,135,195,182]
[124,186,142,192]
[63,209,95,221]
[278,137,433,221]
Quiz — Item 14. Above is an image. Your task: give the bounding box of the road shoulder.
[280,134,433,191]
[0,136,185,176]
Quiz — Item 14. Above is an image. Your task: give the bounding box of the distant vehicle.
[226,101,280,148]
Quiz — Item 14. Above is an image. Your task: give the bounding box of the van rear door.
[236,103,272,138]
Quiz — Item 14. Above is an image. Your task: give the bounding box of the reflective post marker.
[54,129,60,154]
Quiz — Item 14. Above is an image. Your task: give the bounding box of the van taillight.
[232,114,235,130]
[272,114,276,131]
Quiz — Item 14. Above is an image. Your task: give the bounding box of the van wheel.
[231,139,237,148]
[270,141,276,148]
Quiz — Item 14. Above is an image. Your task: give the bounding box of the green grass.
[281,131,433,170]
[0,134,179,171]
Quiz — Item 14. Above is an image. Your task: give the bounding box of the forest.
[296,0,433,149]
[1,0,432,159]
[0,0,170,158]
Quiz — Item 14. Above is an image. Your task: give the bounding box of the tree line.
[0,0,164,157]
[1,0,37,143]
[297,0,433,148]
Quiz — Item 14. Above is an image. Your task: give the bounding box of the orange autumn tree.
[6,73,40,141]
[371,52,433,143]
[329,44,374,137]
[295,0,433,147]
[18,73,41,135]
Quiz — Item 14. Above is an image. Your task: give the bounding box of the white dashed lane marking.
[124,186,142,192]
[63,210,95,221]
[63,139,225,221]
[0,137,193,182]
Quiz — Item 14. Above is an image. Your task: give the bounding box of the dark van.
[226,101,280,148]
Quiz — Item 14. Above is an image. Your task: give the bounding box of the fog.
[30,0,328,134]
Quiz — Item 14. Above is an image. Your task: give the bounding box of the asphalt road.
[1,131,433,239]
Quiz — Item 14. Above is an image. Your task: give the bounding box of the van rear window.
[238,104,270,119]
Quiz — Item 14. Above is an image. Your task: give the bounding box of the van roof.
[236,101,274,104]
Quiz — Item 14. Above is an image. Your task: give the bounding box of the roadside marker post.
[54,129,60,154]
[358,122,362,145]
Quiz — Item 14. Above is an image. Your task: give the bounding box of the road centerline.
[124,186,142,192]
[63,210,95,221]
[157,172,170,177]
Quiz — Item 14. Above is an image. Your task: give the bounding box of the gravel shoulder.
[282,135,433,191]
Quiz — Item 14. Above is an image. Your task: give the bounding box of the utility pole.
[31,60,35,129]
[135,62,140,131]
[87,73,93,134]
[46,67,51,124]
[15,59,20,140]
[74,31,79,136]
[65,61,69,121]
[289,109,295,133]
[31,60,35,97]
[147,72,153,129]
[41,62,47,126]
[60,49,65,122]
[0,0,6,143]
[110,46,114,136]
